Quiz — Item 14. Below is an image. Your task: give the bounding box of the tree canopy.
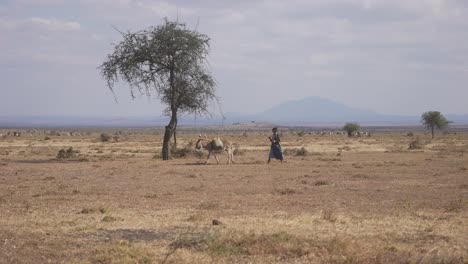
[100,19,217,160]
[421,111,451,139]
[343,123,360,137]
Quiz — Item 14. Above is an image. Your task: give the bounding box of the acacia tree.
[421,111,451,139]
[343,122,360,137]
[100,19,217,160]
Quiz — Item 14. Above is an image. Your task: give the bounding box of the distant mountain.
[259,97,381,123]
[227,97,467,125]
[1,97,467,127]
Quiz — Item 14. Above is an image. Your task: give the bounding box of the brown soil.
[0,131,466,263]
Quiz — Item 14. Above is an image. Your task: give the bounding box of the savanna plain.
[0,127,467,263]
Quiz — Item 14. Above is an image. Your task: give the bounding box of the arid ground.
[0,128,467,263]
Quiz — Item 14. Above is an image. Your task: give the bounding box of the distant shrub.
[233,148,246,156]
[284,147,309,156]
[407,131,414,137]
[44,136,51,140]
[343,123,361,137]
[57,147,79,160]
[100,133,111,142]
[297,131,306,137]
[296,147,309,156]
[408,137,425,149]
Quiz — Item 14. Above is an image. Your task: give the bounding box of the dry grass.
[0,129,467,263]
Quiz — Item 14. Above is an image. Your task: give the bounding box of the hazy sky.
[1,0,467,117]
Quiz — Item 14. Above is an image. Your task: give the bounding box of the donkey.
[195,138,235,164]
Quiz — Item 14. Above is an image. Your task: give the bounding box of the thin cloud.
[0,0,467,116]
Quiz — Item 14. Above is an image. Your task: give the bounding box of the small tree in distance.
[100,19,217,160]
[343,123,360,137]
[421,111,451,139]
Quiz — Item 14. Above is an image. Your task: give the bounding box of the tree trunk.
[173,120,178,149]
[431,126,434,139]
[162,112,177,160]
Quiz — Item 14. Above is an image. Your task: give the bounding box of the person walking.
[268,127,283,164]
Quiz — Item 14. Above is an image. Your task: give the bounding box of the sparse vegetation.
[56,147,79,160]
[321,208,337,222]
[445,198,464,213]
[314,180,329,186]
[171,229,309,258]
[408,137,425,150]
[274,187,298,195]
[92,240,154,264]
[171,142,205,159]
[283,147,309,156]
[100,133,111,142]
[1,128,467,263]
[233,147,246,156]
[101,215,122,222]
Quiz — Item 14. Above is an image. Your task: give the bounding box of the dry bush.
[81,207,111,214]
[101,215,122,222]
[407,131,414,137]
[100,133,112,142]
[321,208,337,222]
[283,147,309,156]
[445,198,464,213]
[186,213,205,222]
[408,137,426,149]
[233,147,246,156]
[314,180,329,186]
[274,187,298,195]
[56,147,79,160]
[172,142,204,159]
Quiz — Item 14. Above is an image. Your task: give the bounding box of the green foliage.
[421,111,451,139]
[99,19,218,160]
[99,19,216,116]
[343,123,361,137]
